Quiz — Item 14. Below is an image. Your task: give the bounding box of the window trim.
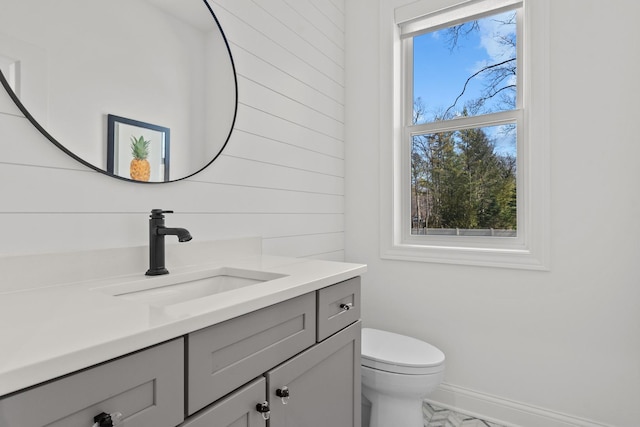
[379,0,550,270]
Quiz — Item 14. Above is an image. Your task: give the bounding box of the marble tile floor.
[423,402,506,427]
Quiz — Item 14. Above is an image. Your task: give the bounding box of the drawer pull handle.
[340,302,354,311]
[276,386,291,404]
[92,412,123,427]
[256,401,271,420]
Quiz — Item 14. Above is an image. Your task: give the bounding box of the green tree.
[457,121,516,230]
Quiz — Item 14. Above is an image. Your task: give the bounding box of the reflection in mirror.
[107,115,171,182]
[0,0,237,182]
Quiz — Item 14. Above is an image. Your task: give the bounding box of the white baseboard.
[426,383,614,427]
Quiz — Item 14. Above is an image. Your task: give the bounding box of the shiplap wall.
[0,0,345,260]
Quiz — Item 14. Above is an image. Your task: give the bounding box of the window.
[0,54,20,95]
[380,0,550,269]
[409,8,520,237]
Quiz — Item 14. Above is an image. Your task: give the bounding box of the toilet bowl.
[361,328,445,427]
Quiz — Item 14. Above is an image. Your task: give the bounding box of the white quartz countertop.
[0,252,366,397]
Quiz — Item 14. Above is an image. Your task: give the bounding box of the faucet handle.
[150,209,174,218]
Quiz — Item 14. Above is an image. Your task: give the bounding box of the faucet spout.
[157,227,192,242]
[145,209,192,276]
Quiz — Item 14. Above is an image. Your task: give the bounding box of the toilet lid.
[361,328,445,375]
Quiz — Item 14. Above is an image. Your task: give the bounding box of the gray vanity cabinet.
[183,319,361,427]
[0,277,362,427]
[267,321,361,427]
[182,318,360,427]
[185,278,362,427]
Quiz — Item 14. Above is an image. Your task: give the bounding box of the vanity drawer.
[317,277,361,342]
[187,292,316,415]
[0,338,184,427]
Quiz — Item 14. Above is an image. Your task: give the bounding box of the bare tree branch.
[443,58,516,118]
[437,12,517,118]
[444,21,480,52]
[486,84,516,100]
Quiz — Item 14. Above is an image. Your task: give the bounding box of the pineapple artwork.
[129,135,151,181]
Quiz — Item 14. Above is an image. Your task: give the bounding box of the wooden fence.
[411,228,517,237]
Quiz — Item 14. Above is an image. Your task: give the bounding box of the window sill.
[380,240,550,270]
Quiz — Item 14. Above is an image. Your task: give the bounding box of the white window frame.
[379,0,550,270]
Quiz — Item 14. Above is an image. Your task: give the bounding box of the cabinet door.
[266,321,361,427]
[182,378,266,427]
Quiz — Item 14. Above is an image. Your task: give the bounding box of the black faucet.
[145,209,192,276]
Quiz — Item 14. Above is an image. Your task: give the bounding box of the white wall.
[0,0,345,259]
[345,1,640,426]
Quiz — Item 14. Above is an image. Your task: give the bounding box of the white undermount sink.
[96,267,287,308]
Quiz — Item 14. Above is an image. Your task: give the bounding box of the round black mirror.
[0,0,237,183]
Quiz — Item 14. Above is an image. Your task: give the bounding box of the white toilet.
[361,328,445,427]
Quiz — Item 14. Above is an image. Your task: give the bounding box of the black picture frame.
[107,114,171,182]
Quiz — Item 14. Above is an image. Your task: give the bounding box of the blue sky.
[414,32,488,118]
[412,11,517,156]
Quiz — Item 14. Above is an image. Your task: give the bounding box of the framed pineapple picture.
[107,114,171,182]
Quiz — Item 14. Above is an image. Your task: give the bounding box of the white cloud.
[478,11,517,62]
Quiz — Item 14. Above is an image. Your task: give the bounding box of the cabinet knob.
[256,401,271,420]
[340,302,354,311]
[276,386,291,404]
[92,412,123,427]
